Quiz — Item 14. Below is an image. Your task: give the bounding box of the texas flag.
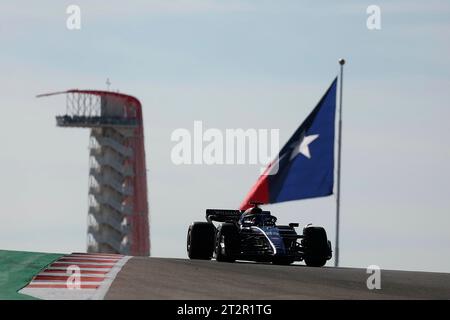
[240,78,337,210]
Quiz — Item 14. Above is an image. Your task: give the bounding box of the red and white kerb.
[19,253,130,300]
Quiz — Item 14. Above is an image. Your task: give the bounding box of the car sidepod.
[251,226,286,256]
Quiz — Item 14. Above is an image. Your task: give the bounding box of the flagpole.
[335,58,345,267]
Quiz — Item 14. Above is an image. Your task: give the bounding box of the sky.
[1,0,449,272]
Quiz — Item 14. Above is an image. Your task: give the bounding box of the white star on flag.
[291,134,319,160]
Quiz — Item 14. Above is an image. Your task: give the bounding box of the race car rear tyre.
[215,223,238,263]
[302,226,330,267]
[187,222,216,260]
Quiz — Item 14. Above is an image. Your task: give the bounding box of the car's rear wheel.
[187,222,216,260]
[215,223,238,263]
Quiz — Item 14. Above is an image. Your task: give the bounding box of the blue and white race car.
[187,203,332,267]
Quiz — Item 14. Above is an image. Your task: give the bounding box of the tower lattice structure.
[40,89,150,256]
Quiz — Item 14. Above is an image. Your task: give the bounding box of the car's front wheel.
[302,226,331,267]
[304,256,327,267]
[214,223,238,263]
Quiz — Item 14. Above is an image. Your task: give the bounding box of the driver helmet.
[243,206,263,215]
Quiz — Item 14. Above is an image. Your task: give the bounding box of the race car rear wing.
[206,209,242,223]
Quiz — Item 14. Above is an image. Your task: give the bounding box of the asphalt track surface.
[106,257,450,299]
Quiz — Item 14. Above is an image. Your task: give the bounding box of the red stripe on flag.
[239,173,270,210]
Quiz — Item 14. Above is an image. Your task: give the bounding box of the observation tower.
[39,89,150,256]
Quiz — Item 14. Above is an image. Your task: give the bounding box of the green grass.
[0,250,63,300]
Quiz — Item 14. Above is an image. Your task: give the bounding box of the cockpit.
[240,212,277,227]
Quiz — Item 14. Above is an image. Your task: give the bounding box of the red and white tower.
[39,90,150,256]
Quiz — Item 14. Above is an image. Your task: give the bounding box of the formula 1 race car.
[186,203,332,267]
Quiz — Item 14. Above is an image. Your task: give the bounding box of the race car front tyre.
[304,256,327,267]
[187,222,216,260]
[302,226,331,267]
[215,223,238,263]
